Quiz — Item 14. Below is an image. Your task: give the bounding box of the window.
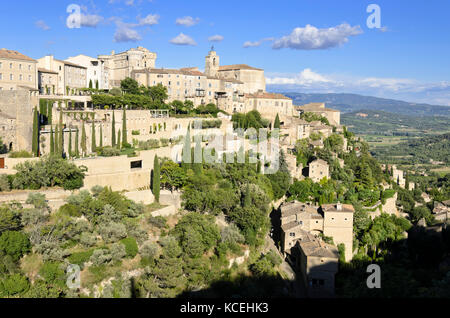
[0,62,2,68]
[19,74,23,81]
[289,233,295,237]
[9,74,13,81]
[29,75,32,82]
[19,64,22,70]
[28,65,31,71]
[9,63,13,69]
[131,160,143,170]
[0,74,2,80]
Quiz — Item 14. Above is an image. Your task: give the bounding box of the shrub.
[68,249,94,267]
[221,224,245,244]
[90,249,112,266]
[0,273,30,297]
[0,231,31,261]
[98,147,121,157]
[98,222,127,243]
[139,241,160,260]
[26,193,48,209]
[148,216,167,229]
[0,175,10,192]
[39,262,66,288]
[21,209,49,227]
[132,130,140,136]
[120,237,138,258]
[111,243,127,262]
[8,150,33,158]
[58,204,82,218]
[79,232,97,247]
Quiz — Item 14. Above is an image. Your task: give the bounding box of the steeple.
[205,49,219,77]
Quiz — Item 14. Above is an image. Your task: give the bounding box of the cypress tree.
[75,128,80,157]
[181,124,192,170]
[50,126,54,155]
[274,114,281,129]
[244,183,251,208]
[99,124,103,148]
[32,107,39,157]
[81,121,87,156]
[68,128,72,158]
[95,80,99,90]
[54,124,59,155]
[91,121,96,153]
[117,130,121,150]
[89,79,93,89]
[152,155,160,203]
[193,138,202,175]
[122,108,127,147]
[47,101,53,125]
[111,111,116,147]
[58,111,63,156]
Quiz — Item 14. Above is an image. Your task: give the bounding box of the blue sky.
[2,0,450,105]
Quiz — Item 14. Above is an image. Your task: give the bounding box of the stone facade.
[280,201,354,262]
[0,49,38,91]
[38,68,59,95]
[98,47,157,88]
[0,89,38,152]
[66,54,109,90]
[37,55,87,95]
[291,230,339,297]
[309,159,329,183]
[296,103,341,126]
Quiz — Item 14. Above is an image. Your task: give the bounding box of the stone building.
[308,159,329,183]
[38,68,59,95]
[37,55,87,95]
[392,166,406,188]
[291,230,339,297]
[280,201,354,262]
[244,91,294,121]
[0,89,38,152]
[98,47,157,88]
[65,54,109,90]
[0,48,38,91]
[296,103,341,126]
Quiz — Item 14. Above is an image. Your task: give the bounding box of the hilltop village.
[0,47,449,298]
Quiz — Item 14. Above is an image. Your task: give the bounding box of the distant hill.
[279,92,450,117]
[372,133,450,165]
[342,110,450,136]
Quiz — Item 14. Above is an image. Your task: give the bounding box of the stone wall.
[0,90,37,152]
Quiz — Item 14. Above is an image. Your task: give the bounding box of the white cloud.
[36,20,50,31]
[114,22,141,42]
[170,33,197,46]
[176,16,200,27]
[272,23,363,50]
[208,35,224,42]
[138,14,160,26]
[266,69,450,105]
[243,38,274,48]
[79,14,104,27]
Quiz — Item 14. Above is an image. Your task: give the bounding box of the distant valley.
[278,92,450,117]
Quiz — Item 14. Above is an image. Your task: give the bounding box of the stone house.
[0,48,38,91]
[308,159,329,183]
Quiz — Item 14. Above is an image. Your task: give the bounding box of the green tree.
[81,121,87,156]
[50,127,55,155]
[274,113,281,129]
[122,108,127,147]
[0,231,31,261]
[47,101,53,125]
[68,128,72,157]
[111,111,116,147]
[193,139,202,175]
[89,79,93,89]
[91,122,96,153]
[99,124,103,148]
[117,130,121,149]
[160,160,187,192]
[75,127,80,157]
[32,107,39,157]
[58,111,63,156]
[153,155,161,203]
[182,125,192,170]
[120,78,140,95]
[95,80,99,90]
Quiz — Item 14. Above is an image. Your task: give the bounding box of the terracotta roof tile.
[0,49,36,62]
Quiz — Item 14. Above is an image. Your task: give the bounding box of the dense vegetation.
[371,133,450,165]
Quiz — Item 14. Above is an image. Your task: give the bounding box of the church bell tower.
[205,47,219,78]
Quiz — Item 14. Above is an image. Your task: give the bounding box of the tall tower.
[205,47,219,77]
